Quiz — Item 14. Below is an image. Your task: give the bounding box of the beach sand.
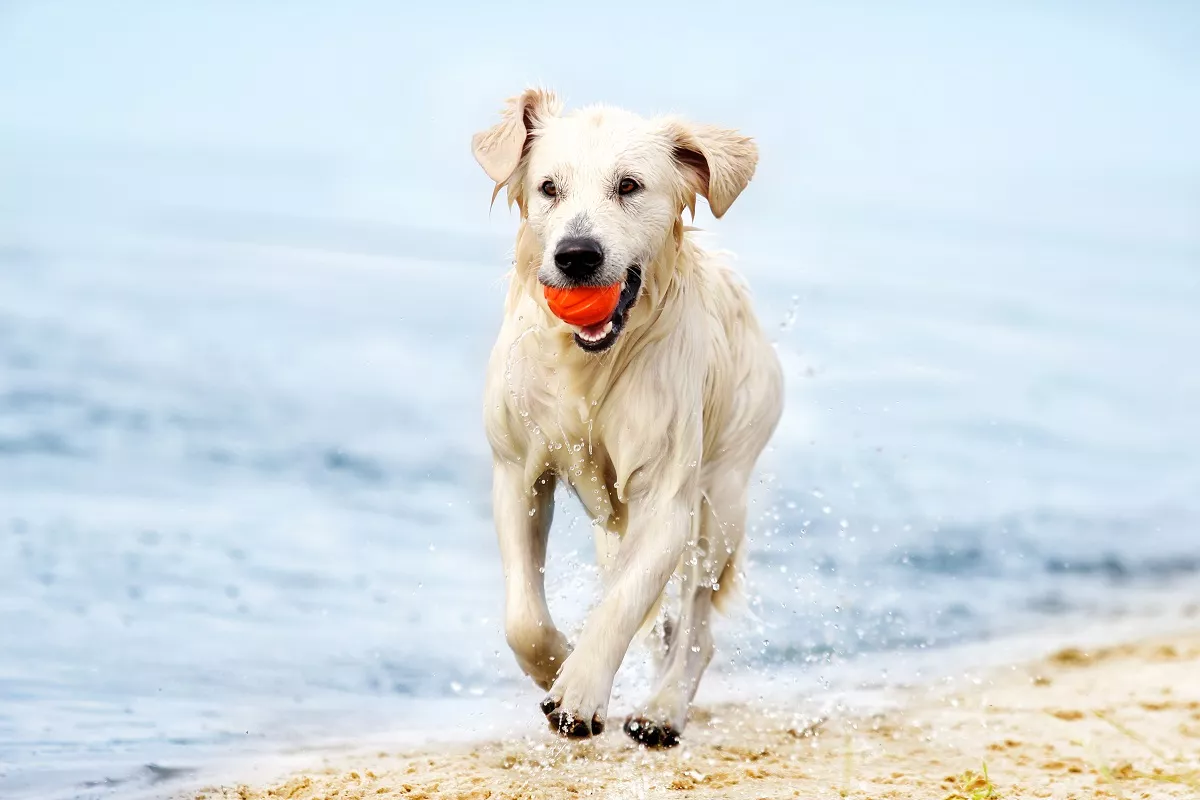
[193,629,1200,800]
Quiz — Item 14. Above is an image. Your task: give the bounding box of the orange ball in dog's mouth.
[543,283,622,333]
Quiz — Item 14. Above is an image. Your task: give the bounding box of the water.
[2,2,1199,797]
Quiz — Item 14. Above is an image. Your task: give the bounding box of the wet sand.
[191,627,1200,799]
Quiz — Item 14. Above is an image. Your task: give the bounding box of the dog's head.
[472,88,758,352]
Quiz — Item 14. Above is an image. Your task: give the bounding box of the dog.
[471,88,783,747]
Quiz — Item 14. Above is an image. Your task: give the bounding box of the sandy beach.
[190,624,1200,800]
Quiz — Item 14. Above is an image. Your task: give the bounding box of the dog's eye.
[617,178,640,196]
[540,180,558,198]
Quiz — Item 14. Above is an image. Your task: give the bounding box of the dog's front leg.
[494,462,570,691]
[540,490,693,738]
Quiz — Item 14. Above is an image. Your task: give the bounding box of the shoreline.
[182,603,1200,800]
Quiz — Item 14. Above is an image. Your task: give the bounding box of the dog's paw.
[540,696,605,738]
[517,646,571,692]
[507,623,572,691]
[623,715,681,748]
[540,657,612,740]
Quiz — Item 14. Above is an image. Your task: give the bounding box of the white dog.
[471,89,783,747]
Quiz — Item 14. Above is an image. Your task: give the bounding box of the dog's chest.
[523,381,606,470]
[515,370,623,524]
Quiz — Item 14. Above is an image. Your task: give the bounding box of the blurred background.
[1,1,1198,797]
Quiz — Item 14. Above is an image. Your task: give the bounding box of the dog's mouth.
[571,266,642,353]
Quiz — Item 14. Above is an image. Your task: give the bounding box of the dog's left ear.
[666,121,759,219]
[471,88,562,187]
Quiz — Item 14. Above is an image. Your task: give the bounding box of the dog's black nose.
[554,237,604,278]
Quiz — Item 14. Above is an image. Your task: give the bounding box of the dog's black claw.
[591,714,606,736]
[547,709,595,738]
[624,716,681,748]
[540,696,560,715]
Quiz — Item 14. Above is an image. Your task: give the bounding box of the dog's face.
[472,89,757,352]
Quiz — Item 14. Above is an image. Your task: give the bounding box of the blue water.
[2,2,1199,798]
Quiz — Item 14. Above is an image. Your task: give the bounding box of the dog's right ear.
[471,89,561,198]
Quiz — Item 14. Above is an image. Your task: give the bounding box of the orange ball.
[543,283,621,327]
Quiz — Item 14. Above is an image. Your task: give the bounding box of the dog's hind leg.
[494,462,571,691]
[624,476,747,747]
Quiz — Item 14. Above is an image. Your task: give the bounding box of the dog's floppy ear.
[667,120,758,219]
[471,88,562,190]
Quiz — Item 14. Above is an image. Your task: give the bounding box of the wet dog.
[472,88,783,746]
